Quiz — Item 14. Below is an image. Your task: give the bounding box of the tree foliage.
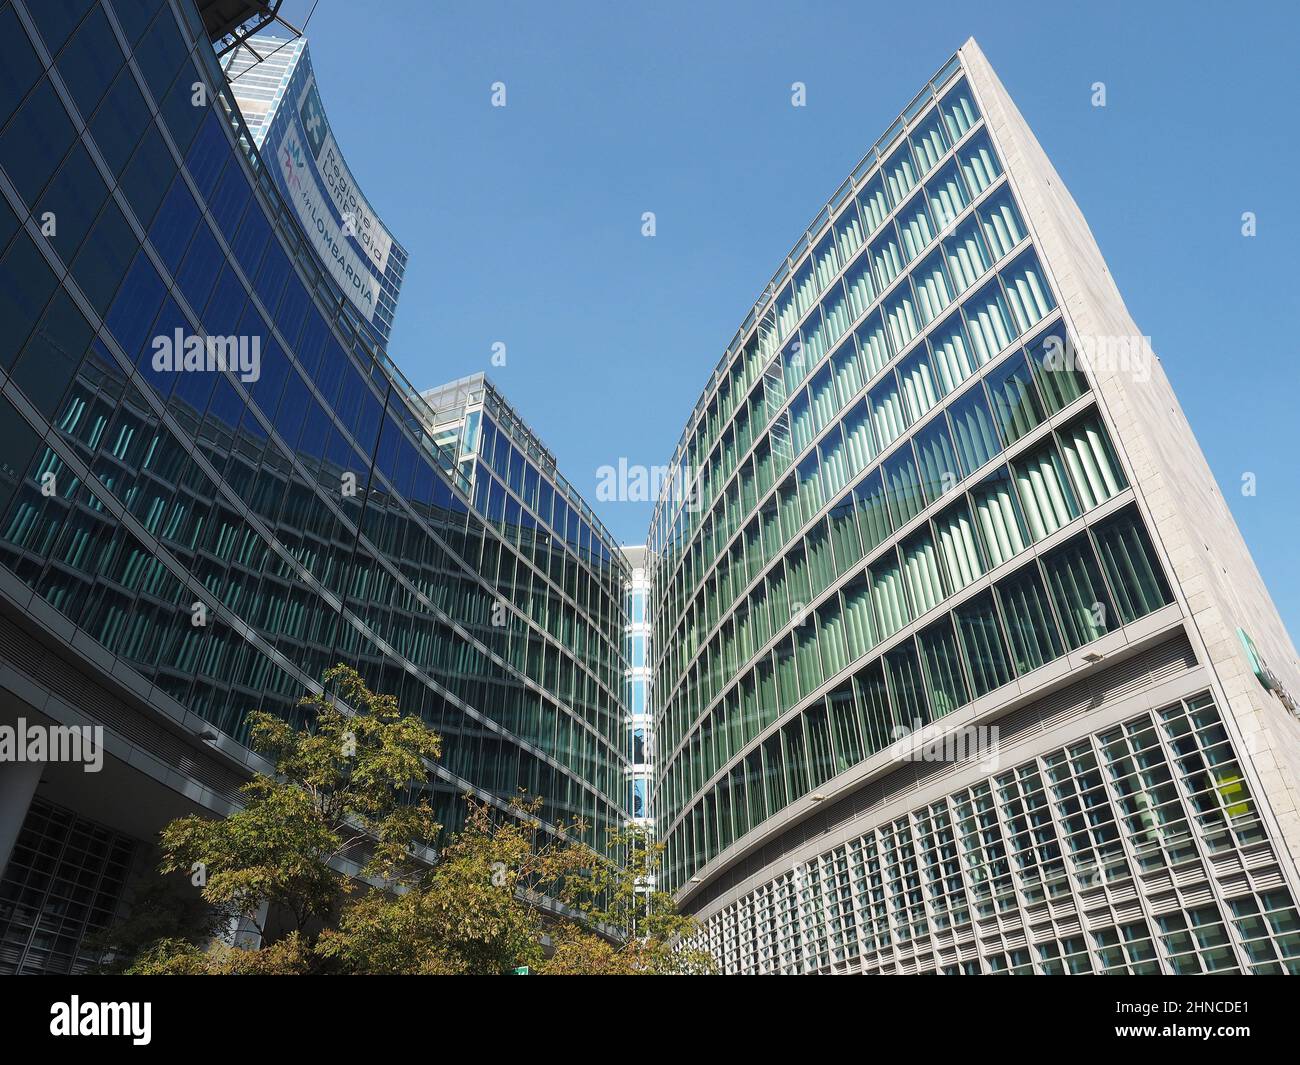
[116,665,712,975]
[541,823,716,975]
[317,796,576,974]
[85,864,221,974]
[156,664,441,941]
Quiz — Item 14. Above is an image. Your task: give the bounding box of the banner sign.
[263,71,399,327]
[276,122,379,322]
[296,78,394,275]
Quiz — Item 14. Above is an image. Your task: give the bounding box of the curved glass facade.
[0,0,629,853]
[646,63,1176,893]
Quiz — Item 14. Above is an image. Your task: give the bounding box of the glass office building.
[648,41,1300,973]
[417,374,651,832]
[0,0,628,973]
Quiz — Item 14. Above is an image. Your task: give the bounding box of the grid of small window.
[0,798,133,975]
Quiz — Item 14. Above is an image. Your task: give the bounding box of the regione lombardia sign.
[273,74,395,325]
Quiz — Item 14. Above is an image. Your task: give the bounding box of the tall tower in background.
[221,33,306,144]
[648,38,1300,974]
[225,34,408,348]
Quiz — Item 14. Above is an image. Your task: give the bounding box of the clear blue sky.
[274,0,1300,639]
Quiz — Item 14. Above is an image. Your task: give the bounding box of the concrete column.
[0,760,43,879]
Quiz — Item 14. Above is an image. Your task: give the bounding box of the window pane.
[995,562,1064,674]
[958,129,1002,197]
[896,191,935,262]
[913,248,953,326]
[978,186,1026,260]
[0,231,59,364]
[927,158,968,233]
[933,497,985,592]
[851,313,890,385]
[963,276,1015,365]
[870,222,905,291]
[1041,535,1116,649]
[856,170,891,234]
[853,467,893,554]
[902,527,947,617]
[985,350,1045,445]
[943,214,991,295]
[947,382,1001,476]
[854,657,895,754]
[883,279,920,352]
[885,640,930,731]
[918,617,969,719]
[1025,323,1088,413]
[870,548,911,640]
[840,571,876,659]
[897,346,945,423]
[869,373,908,450]
[830,337,864,408]
[834,201,865,265]
[914,416,959,505]
[1057,409,1126,511]
[1002,250,1056,334]
[910,105,950,175]
[883,446,924,527]
[940,78,979,142]
[928,310,978,393]
[828,491,862,574]
[841,396,875,474]
[0,4,43,130]
[813,231,839,293]
[970,467,1029,568]
[828,681,864,771]
[884,142,918,205]
[0,78,76,205]
[1090,505,1172,624]
[1012,439,1079,541]
[954,590,1013,697]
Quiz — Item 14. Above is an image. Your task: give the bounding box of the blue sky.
[274,0,1300,638]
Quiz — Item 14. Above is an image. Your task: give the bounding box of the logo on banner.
[298,81,328,157]
[277,125,377,320]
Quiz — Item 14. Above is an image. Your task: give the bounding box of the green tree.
[317,795,588,974]
[117,665,713,975]
[542,823,716,975]
[123,932,313,975]
[135,665,441,970]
